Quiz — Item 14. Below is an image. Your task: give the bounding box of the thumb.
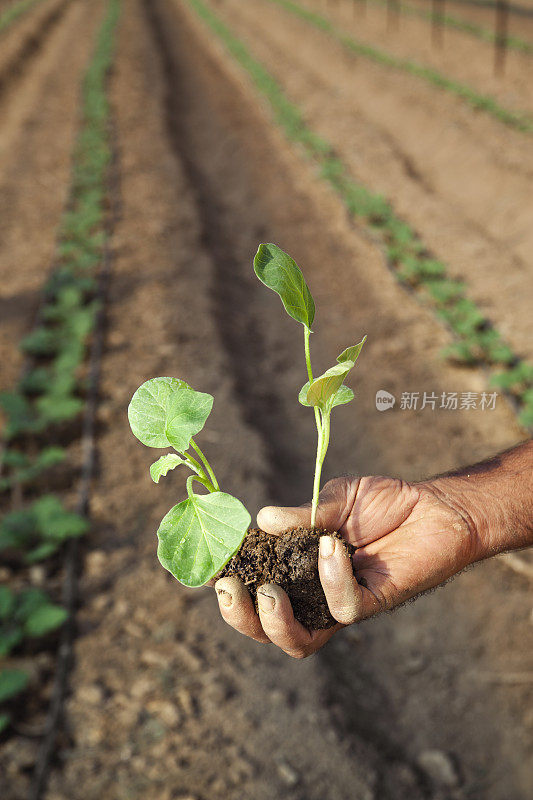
[257,477,358,534]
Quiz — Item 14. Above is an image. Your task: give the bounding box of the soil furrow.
[0,0,68,94]
[0,0,105,393]
[210,0,533,365]
[45,0,531,798]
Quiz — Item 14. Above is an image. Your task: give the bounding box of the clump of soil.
[220,527,355,630]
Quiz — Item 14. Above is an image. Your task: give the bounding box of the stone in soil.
[220,527,355,629]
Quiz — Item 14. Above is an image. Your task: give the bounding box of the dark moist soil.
[220,527,355,630]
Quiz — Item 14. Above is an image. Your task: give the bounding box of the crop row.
[0,0,44,34]
[0,0,120,736]
[349,0,533,55]
[270,0,533,133]
[188,0,533,428]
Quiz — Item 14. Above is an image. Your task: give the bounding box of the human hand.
[214,474,479,658]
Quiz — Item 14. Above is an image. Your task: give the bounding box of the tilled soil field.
[0,0,105,391]
[215,0,533,364]
[305,0,533,105]
[0,0,532,798]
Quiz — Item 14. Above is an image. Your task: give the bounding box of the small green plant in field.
[491,362,533,394]
[0,586,67,658]
[0,447,65,492]
[0,668,29,733]
[254,244,365,525]
[0,495,88,562]
[0,586,67,731]
[128,378,251,587]
[0,391,46,440]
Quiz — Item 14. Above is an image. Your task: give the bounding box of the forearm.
[421,439,533,563]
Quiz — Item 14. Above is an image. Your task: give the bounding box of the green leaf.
[165,390,214,452]
[330,384,355,408]
[0,392,45,439]
[306,362,353,411]
[336,336,366,364]
[128,377,213,451]
[298,380,312,407]
[14,589,49,623]
[150,454,186,483]
[37,394,84,424]
[157,492,251,587]
[128,377,190,447]
[0,669,29,703]
[32,496,88,542]
[25,542,59,564]
[254,243,315,329]
[0,713,11,733]
[0,587,14,621]
[24,604,68,637]
[0,628,23,657]
[300,380,354,409]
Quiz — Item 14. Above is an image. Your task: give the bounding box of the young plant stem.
[311,411,330,527]
[183,452,216,493]
[304,326,322,435]
[186,473,216,497]
[184,450,204,476]
[190,440,220,491]
[305,326,326,527]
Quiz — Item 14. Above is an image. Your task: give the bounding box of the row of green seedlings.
[0,0,44,35]
[270,0,533,133]
[0,0,119,735]
[345,0,533,56]
[189,0,533,427]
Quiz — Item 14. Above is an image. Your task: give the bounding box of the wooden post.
[356,0,366,20]
[494,0,509,77]
[431,0,445,48]
[387,0,399,32]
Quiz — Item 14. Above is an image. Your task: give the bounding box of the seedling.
[0,586,67,657]
[129,245,365,588]
[0,447,65,492]
[128,378,251,587]
[254,244,365,526]
[0,668,29,733]
[0,495,88,562]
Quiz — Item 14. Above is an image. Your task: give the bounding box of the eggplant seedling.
[253,243,365,526]
[128,244,365,602]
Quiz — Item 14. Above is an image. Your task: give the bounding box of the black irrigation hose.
[28,121,119,800]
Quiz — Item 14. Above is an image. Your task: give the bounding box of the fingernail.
[217,588,232,608]
[257,589,275,613]
[319,535,335,559]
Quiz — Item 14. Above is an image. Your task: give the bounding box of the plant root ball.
[220,527,355,630]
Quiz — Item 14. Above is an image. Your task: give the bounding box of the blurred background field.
[0,0,532,798]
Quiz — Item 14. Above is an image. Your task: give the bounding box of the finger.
[258,476,359,535]
[256,583,317,658]
[214,577,270,644]
[256,504,310,534]
[318,535,363,624]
